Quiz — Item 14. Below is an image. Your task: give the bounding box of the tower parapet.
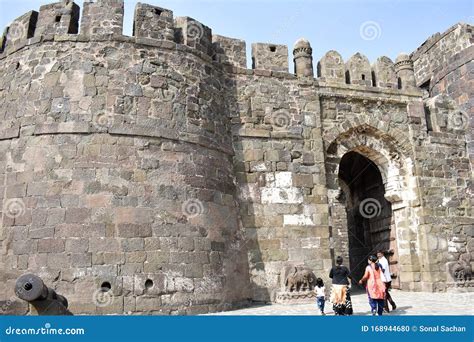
[174,16,213,55]
[372,56,397,89]
[251,43,288,72]
[317,50,345,84]
[2,10,38,54]
[345,52,372,86]
[133,3,174,41]
[36,0,80,38]
[80,0,124,37]
[212,35,246,68]
[0,0,431,96]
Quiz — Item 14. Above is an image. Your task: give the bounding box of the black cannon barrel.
[15,274,48,301]
[15,274,72,315]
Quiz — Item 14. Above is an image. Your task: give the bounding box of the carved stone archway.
[325,124,423,291]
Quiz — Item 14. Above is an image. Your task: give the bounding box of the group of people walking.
[314,251,396,316]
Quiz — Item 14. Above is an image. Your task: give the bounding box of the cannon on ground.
[15,274,72,315]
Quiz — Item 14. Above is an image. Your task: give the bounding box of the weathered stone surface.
[318,50,345,84]
[80,0,124,37]
[0,1,471,316]
[212,35,246,68]
[133,3,174,41]
[251,43,288,72]
[346,52,372,86]
[35,1,79,37]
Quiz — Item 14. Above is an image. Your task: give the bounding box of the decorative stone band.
[27,121,235,156]
[316,90,420,104]
[293,46,313,58]
[395,59,414,72]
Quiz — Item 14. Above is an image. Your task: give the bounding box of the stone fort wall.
[0,0,472,314]
[411,23,473,291]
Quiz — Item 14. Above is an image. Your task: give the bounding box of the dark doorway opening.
[338,151,395,289]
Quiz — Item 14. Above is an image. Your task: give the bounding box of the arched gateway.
[325,124,421,290]
[338,151,398,288]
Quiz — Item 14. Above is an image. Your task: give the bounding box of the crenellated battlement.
[0,0,420,94]
[0,0,471,316]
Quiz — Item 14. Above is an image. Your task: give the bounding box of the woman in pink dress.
[359,255,386,315]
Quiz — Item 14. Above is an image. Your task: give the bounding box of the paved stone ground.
[207,290,474,315]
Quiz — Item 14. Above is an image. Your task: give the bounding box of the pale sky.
[0,0,472,68]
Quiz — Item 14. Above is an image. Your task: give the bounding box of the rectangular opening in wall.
[65,2,80,34]
[26,11,38,38]
[371,70,376,87]
[0,35,5,53]
[424,104,433,132]
[269,45,276,52]
[420,79,431,98]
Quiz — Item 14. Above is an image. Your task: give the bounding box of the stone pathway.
[207,290,474,315]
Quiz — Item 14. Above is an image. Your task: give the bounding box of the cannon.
[15,274,72,315]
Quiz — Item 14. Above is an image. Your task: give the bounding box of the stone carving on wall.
[452,253,472,282]
[276,265,317,303]
[424,94,468,133]
[447,231,474,287]
[285,267,315,292]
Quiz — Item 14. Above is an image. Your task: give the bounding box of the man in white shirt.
[377,250,397,312]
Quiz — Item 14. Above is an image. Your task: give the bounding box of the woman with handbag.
[329,256,353,315]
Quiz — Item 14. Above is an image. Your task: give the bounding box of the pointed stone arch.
[325,122,415,204]
[324,122,423,290]
[324,119,413,159]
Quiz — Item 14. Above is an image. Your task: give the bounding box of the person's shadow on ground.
[340,305,412,316]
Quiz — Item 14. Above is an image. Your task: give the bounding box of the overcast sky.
[1,0,472,69]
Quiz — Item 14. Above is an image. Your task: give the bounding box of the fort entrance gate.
[338,151,400,289]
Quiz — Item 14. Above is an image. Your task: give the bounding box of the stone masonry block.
[252,43,288,72]
[80,0,124,37]
[134,3,174,40]
[4,11,38,54]
[174,16,212,55]
[35,1,80,37]
[37,238,65,253]
[212,34,247,68]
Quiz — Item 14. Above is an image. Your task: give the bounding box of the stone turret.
[0,0,251,315]
[293,38,313,77]
[395,53,416,90]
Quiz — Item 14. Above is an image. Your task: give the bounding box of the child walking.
[315,278,326,315]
